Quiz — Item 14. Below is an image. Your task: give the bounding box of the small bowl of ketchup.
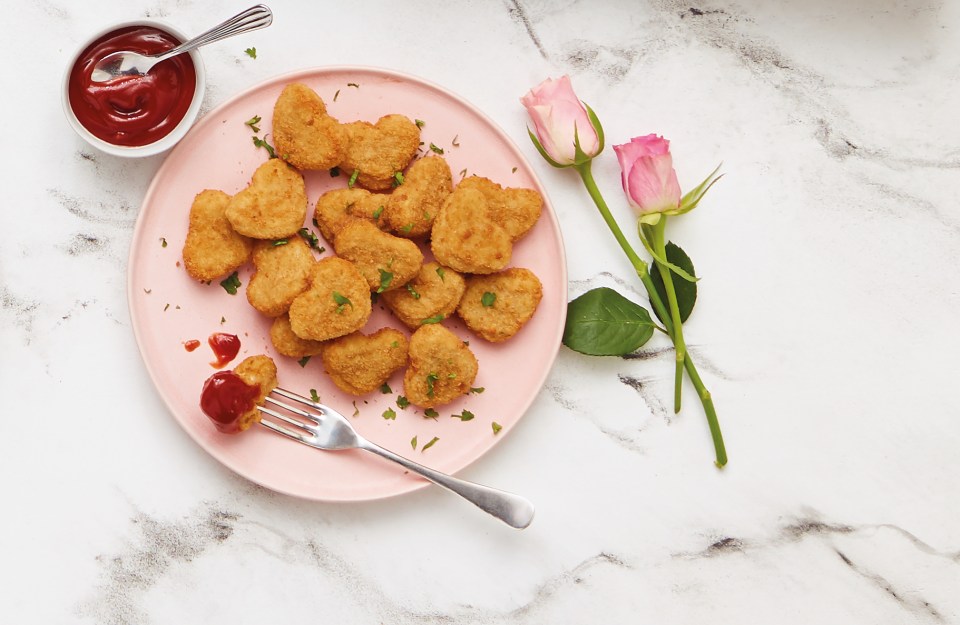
[62,20,206,157]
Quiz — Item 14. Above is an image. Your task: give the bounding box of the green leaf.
[453,410,475,421]
[379,382,392,394]
[421,436,439,451]
[397,395,410,409]
[382,407,397,420]
[377,268,393,293]
[650,242,698,324]
[310,389,321,403]
[424,408,439,419]
[219,272,241,295]
[677,164,723,215]
[562,287,655,356]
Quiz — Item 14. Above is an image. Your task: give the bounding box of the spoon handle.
[156,5,273,62]
[357,438,536,529]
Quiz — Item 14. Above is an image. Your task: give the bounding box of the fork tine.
[256,407,312,443]
[264,394,322,424]
[272,387,327,410]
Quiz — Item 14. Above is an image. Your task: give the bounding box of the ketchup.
[200,371,260,434]
[183,339,201,352]
[208,333,241,368]
[68,26,197,147]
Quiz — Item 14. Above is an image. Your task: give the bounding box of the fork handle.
[358,440,535,529]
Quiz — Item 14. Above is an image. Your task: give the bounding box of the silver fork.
[257,388,536,529]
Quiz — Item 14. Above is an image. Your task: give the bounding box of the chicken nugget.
[321,328,409,396]
[201,354,278,434]
[339,114,420,191]
[272,83,347,171]
[457,268,543,342]
[288,257,372,341]
[403,324,479,408]
[182,189,252,282]
[430,186,511,274]
[313,187,388,243]
[269,313,325,359]
[333,220,423,293]
[226,159,307,239]
[382,262,466,329]
[246,237,316,317]
[383,155,452,238]
[458,176,543,241]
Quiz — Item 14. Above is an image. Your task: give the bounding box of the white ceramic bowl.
[62,19,206,158]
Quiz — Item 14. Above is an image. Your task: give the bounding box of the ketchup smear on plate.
[208,333,241,368]
[68,25,197,147]
[200,371,259,434]
[183,339,201,352]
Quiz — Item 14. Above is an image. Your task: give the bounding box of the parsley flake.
[459,168,468,180]
[377,268,394,293]
[347,82,360,88]
[400,223,414,233]
[163,303,170,311]
[415,119,425,129]
[426,372,439,398]
[160,237,167,248]
[429,143,444,155]
[348,169,360,188]
[333,291,352,314]
[298,356,311,367]
[421,436,439,451]
[393,171,405,187]
[244,115,262,132]
[352,401,360,417]
[511,166,518,173]
[481,291,496,307]
[424,408,439,419]
[330,167,340,177]
[406,284,421,300]
[333,89,340,102]
[421,314,444,325]
[390,340,400,348]
[310,389,321,403]
[272,239,289,247]
[252,136,277,158]
[435,267,446,281]
[410,436,418,450]
[452,135,460,147]
[382,407,397,420]
[244,47,257,59]
[453,410,475,421]
[297,228,321,249]
[379,382,392,394]
[397,395,410,409]
[220,316,226,324]
[372,205,384,220]
[470,387,485,394]
[492,422,502,434]
[220,272,241,295]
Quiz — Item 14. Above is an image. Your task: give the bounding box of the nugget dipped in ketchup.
[200,355,277,433]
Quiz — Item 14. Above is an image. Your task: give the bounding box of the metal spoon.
[90,5,273,83]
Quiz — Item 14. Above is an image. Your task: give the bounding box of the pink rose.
[521,76,601,166]
[613,135,682,219]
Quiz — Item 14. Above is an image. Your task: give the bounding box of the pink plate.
[127,66,567,501]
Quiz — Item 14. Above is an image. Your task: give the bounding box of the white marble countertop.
[3,0,958,622]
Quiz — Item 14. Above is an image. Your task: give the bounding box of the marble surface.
[3,0,958,622]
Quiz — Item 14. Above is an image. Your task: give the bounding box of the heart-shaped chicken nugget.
[246,237,316,318]
[339,114,420,191]
[313,187,388,243]
[333,220,423,293]
[382,262,466,329]
[322,328,409,396]
[288,257,372,341]
[383,155,452,238]
[457,268,543,342]
[182,189,252,282]
[269,313,325,359]
[430,186,512,274]
[457,176,543,241]
[226,159,307,239]
[272,83,347,170]
[403,324,478,408]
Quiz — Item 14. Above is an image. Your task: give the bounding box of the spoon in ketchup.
[91,4,272,83]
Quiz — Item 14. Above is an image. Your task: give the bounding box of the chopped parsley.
[272,239,288,246]
[397,395,410,409]
[452,135,460,147]
[435,267,446,281]
[372,205,384,220]
[406,284,421,299]
[390,340,400,348]
[470,387,485,394]
[160,237,167,248]
[377,269,393,293]
[421,436,439,451]
[393,171,405,187]
[453,410,475,421]
[244,115,261,132]
[421,314,444,325]
[330,167,340,177]
[429,143,444,155]
[298,356,311,367]
[459,168,468,180]
[415,119,425,129]
[333,89,340,102]
[425,372,439,398]
[333,291,352,313]
[297,228,321,249]
[492,422,502,434]
[410,436,418,450]
[348,169,360,188]
[379,382,392,394]
[352,401,360,417]
[163,303,170,311]
[220,272,241,295]
[446,373,457,379]
[244,47,257,59]
[511,166,518,173]
[400,223,414,233]
[252,136,277,158]
[382,407,397,420]
[481,291,496,307]
[310,388,321,403]
[347,82,360,88]
[220,316,226,324]
[424,408,439,419]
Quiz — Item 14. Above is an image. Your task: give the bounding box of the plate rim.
[126,64,568,502]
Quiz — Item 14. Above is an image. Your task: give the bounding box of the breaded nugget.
[383,155,452,238]
[457,268,543,342]
[403,324,479,408]
[269,313,325,358]
[225,159,307,239]
[246,237,316,317]
[339,114,420,191]
[458,176,543,241]
[272,83,347,171]
[382,262,466,329]
[313,187,387,243]
[288,257,372,341]
[321,328,409,395]
[182,189,252,282]
[430,186,512,274]
[232,354,279,432]
[333,220,423,293]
